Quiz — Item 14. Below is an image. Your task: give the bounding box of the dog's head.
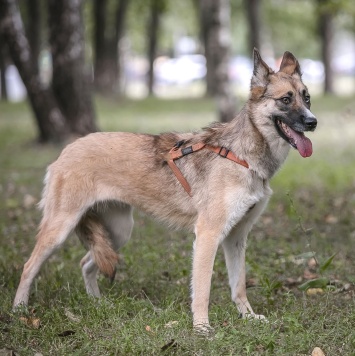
[250,49,317,158]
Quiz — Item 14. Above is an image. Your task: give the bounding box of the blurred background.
[0,0,355,142]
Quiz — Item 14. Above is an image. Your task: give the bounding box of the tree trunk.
[147,0,160,96]
[199,0,235,122]
[49,0,97,135]
[26,0,41,75]
[244,0,261,54]
[199,0,214,96]
[0,0,69,142]
[93,0,116,93]
[115,0,129,95]
[318,7,333,94]
[0,32,8,100]
[93,0,129,95]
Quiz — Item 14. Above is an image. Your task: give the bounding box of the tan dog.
[14,49,317,330]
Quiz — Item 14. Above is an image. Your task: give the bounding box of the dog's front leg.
[191,218,221,331]
[222,198,269,320]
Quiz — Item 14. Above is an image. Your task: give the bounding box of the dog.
[13,49,317,331]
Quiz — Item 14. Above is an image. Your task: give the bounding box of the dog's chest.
[223,177,271,235]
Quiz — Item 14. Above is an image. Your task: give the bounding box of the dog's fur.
[14,49,317,330]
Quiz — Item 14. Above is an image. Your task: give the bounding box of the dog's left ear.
[279,51,301,76]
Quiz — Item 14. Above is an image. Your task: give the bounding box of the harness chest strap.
[167,142,249,197]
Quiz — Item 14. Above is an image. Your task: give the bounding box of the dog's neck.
[222,104,290,179]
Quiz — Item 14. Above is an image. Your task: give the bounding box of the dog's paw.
[12,302,29,313]
[193,322,214,337]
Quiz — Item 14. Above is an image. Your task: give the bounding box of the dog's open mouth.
[276,120,313,158]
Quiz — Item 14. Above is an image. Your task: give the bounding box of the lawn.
[0,95,354,355]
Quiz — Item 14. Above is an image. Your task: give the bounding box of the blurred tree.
[199,0,235,122]
[0,0,69,142]
[26,0,41,75]
[48,0,97,135]
[93,0,129,95]
[147,0,166,96]
[317,0,334,94]
[0,32,8,100]
[263,1,319,59]
[244,0,261,54]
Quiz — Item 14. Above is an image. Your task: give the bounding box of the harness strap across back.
[167,141,249,197]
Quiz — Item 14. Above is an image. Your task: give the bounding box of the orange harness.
[166,141,249,197]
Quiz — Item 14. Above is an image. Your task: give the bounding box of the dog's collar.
[166,141,249,197]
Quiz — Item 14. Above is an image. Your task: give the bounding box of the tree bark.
[93,0,115,93]
[26,0,41,75]
[244,0,261,54]
[199,0,214,96]
[115,0,129,94]
[0,0,69,142]
[0,32,8,100]
[318,7,333,94]
[199,0,235,122]
[49,0,97,135]
[147,0,160,96]
[93,0,128,95]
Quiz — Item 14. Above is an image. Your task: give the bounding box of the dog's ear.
[251,48,273,88]
[279,51,301,76]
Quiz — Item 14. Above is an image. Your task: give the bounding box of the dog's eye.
[282,97,290,104]
[304,96,310,104]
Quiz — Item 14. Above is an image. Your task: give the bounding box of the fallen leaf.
[19,316,41,329]
[303,269,319,280]
[306,288,324,296]
[324,214,338,224]
[284,277,303,287]
[307,257,317,269]
[311,346,325,356]
[164,320,178,328]
[64,309,81,323]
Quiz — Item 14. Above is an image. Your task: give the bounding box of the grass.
[0,94,355,355]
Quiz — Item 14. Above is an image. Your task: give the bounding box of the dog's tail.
[76,212,118,280]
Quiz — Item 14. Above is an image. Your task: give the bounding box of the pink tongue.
[288,128,313,157]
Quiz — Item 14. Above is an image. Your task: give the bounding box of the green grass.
[0,95,355,355]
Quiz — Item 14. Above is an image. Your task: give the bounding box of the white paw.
[193,322,214,336]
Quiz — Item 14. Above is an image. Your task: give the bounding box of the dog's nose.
[301,109,317,131]
[303,116,317,130]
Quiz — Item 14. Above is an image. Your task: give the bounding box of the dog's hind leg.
[100,202,134,252]
[79,252,101,297]
[13,213,82,307]
[76,202,134,297]
[222,197,269,320]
